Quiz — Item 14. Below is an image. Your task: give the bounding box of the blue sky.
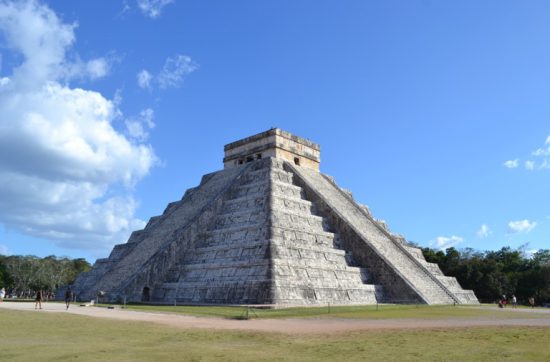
[0,0,548,262]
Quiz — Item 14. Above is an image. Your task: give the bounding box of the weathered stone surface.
[73,129,478,305]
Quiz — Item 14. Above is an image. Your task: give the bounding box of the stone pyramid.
[73,129,478,305]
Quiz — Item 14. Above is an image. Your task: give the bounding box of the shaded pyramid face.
[73,157,477,305]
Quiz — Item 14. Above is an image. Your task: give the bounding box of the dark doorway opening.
[294,157,300,166]
[142,287,150,302]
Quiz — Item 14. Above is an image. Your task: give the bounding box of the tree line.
[422,246,550,305]
[0,255,91,298]
[1,248,548,304]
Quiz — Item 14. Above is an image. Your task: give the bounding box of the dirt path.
[2,302,550,335]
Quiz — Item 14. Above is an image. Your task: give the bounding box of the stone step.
[162,200,181,215]
[232,180,270,198]
[272,287,379,304]
[272,225,336,242]
[189,238,347,258]
[272,194,314,211]
[403,245,426,261]
[420,261,444,276]
[222,194,268,213]
[272,181,304,199]
[202,231,268,248]
[216,206,265,218]
[272,210,325,231]
[185,244,269,264]
[212,209,267,229]
[189,240,269,254]
[160,280,271,289]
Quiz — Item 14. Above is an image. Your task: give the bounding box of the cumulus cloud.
[507,219,537,234]
[137,0,174,19]
[503,159,519,168]
[476,224,491,238]
[137,55,197,91]
[525,160,535,171]
[0,1,156,254]
[430,235,464,250]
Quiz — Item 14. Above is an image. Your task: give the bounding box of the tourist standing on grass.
[0,287,5,302]
[512,295,517,308]
[65,288,73,310]
[529,297,535,308]
[35,290,43,310]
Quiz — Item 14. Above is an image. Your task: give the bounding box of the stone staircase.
[287,163,478,305]
[73,165,247,301]
[269,160,380,305]
[155,158,381,305]
[157,165,273,304]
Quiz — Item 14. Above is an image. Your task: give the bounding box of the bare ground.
[2,301,549,335]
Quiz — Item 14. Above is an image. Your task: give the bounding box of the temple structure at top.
[223,128,321,171]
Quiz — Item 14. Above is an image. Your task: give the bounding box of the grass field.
[97,302,547,320]
[1,308,549,361]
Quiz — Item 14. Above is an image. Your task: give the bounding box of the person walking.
[65,288,73,310]
[511,294,517,308]
[0,287,5,302]
[35,290,43,310]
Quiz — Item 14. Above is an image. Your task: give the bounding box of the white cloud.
[0,1,157,254]
[137,69,152,89]
[529,135,550,169]
[137,0,174,19]
[532,147,550,157]
[157,55,198,89]
[476,224,491,238]
[430,235,464,250]
[503,159,519,168]
[85,58,110,79]
[136,55,197,91]
[125,108,156,141]
[507,219,537,234]
[0,244,8,255]
[505,135,550,171]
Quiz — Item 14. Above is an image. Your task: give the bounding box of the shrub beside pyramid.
[73,129,478,305]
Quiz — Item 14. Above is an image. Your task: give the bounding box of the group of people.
[498,294,536,308]
[1,286,75,309]
[34,288,74,310]
[498,294,517,308]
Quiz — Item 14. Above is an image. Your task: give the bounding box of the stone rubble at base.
[71,128,478,306]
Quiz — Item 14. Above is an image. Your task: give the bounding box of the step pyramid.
[73,128,478,305]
